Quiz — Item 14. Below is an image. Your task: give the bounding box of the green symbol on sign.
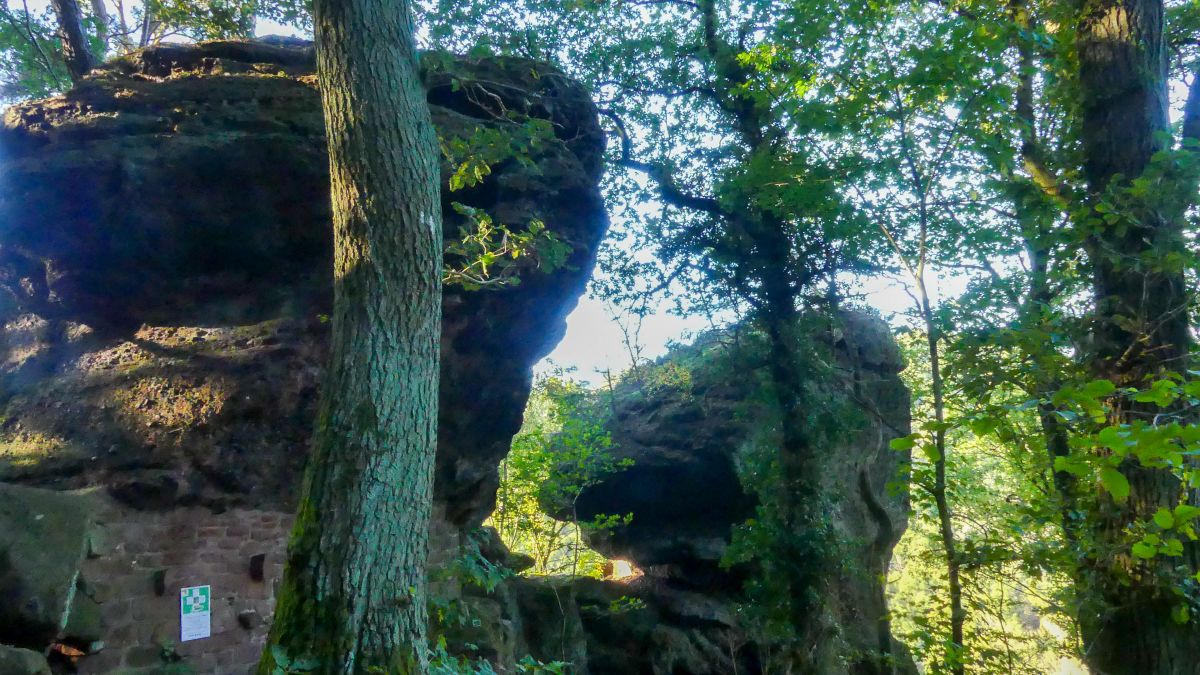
[181,586,210,614]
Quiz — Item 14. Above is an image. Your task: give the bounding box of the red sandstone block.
[205,630,242,652]
[134,618,172,644]
[193,651,219,672]
[100,598,132,624]
[108,622,135,644]
[252,528,282,542]
[233,642,266,666]
[135,552,165,568]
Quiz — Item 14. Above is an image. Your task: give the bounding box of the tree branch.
[1011,0,1070,207]
[619,0,699,8]
[600,107,727,217]
[1,2,64,88]
[928,0,979,21]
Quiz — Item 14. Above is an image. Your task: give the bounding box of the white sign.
[180,585,212,641]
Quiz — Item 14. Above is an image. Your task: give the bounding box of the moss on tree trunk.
[258,0,442,671]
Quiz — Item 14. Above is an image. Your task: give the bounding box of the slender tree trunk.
[112,0,131,53]
[1028,245,1080,547]
[1184,64,1200,147]
[49,0,95,81]
[257,0,442,671]
[88,0,107,57]
[1075,1,1200,672]
[1008,0,1080,548]
[915,274,964,675]
[756,221,822,631]
[893,87,965,672]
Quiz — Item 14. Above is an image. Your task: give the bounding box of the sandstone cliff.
[0,39,606,527]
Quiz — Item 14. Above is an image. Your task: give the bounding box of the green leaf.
[1080,379,1117,399]
[1097,426,1129,452]
[1054,455,1089,476]
[889,436,917,451]
[1132,542,1157,559]
[1100,467,1131,502]
[1164,538,1185,556]
[1172,604,1190,625]
[1154,508,1175,529]
[1174,504,1200,523]
[1133,379,1179,406]
[271,646,292,668]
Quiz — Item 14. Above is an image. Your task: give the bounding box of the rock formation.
[0,40,911,675]
[0,38,607,673]
[525,312,914,674]
[0,38,606,526]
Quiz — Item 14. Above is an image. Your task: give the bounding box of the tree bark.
[696,1,842,668]
[49,0,96,82]
[1075,1,1200,672]
[257,0,442,671]
[88,0,108,57]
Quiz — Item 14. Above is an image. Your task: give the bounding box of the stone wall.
[77,500,292,674]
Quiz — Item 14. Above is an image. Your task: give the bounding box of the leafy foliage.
[0,1,70,101]
[438,108,574,289]
[891,334,1085,675]
[490,373,630,578]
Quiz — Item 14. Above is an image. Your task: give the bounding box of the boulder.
[543,311,913,672]
[441,568,756,675]
[562,312,909,570]
[0,482,102,648]
[440,315,913,675]
[0,645,52,675]
[0,40,608,528]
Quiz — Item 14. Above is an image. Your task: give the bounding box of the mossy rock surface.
[0,645,52,675]
[0,482,102,647]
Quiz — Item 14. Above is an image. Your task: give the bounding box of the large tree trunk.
[257,0,442,671]
[1075,1,1200,672]
[49,0,96,81]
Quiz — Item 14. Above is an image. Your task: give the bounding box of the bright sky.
[539,262,927,385]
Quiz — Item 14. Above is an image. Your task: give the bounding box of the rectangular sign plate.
[180,585,212,641]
